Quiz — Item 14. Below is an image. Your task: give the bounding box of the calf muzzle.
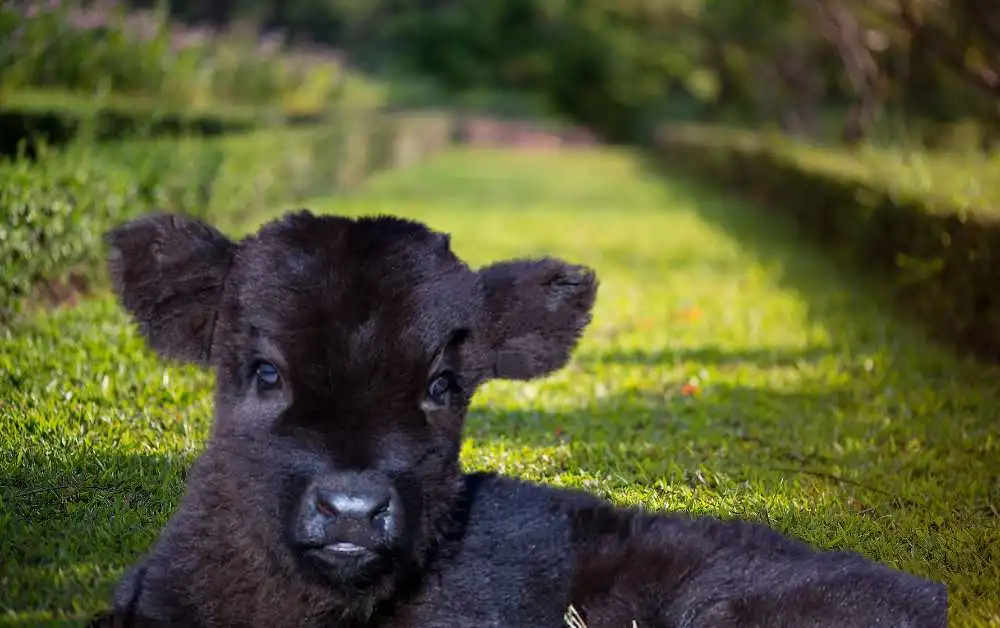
[289,470,404,578]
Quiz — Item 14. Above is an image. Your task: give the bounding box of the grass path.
[2,146,999,626]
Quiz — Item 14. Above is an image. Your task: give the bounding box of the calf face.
[105,209,597,620]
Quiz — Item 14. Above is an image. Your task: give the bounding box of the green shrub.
[651,123,1000,361]
[0,110,460,325]
[0,153,141,315]
[0,1,345,115]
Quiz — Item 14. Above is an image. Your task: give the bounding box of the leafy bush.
[651,123,1000,361]
[0,153,141,314]
[0,110,459,324]
[0,0,345,115]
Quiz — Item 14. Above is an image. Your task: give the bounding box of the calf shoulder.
[563,504,948,628]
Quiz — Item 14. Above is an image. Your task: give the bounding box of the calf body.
[91,210,947,627]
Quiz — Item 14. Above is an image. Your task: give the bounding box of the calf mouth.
[323,541,370,557]
[305,540,378,566]
[297,539,396,585]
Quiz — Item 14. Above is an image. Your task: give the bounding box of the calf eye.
[253,361,281,390]
[426,371,455,406]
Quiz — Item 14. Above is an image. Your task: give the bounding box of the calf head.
[106,209,597,619]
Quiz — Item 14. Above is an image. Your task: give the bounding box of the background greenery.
[94,0,1000,142]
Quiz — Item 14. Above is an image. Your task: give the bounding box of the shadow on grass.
[465,378,940,510]
[490,376,899,445]
[0,447,192,626]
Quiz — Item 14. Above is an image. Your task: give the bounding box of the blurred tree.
[798,0,883,143]
[891,0,1000,99]
[107,0,1000,143]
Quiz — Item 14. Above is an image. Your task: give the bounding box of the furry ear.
[105,211,235,365]
[474,257,598,380]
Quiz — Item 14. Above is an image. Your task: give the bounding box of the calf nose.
[293,473,405,552]
[314,486,392,522]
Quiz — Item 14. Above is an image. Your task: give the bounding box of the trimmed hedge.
[0,109,459,325]
[651,124,1000,362]
[0,107,252,159]
[0,90,331,159]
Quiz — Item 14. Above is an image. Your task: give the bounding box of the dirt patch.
[24,269,94,313]
[1,270,95,329]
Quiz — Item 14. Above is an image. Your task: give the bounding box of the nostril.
[314,492,338,519]
[312,486,393,522]
[370,498,391,522]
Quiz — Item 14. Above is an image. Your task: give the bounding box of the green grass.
[2,146,999,626]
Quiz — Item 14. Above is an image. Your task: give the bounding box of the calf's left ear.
[473,257,598,380]
[105,211,236,366]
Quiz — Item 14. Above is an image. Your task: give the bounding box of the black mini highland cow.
[89,210,947,628]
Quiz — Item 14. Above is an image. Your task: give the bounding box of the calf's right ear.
[105,211,236,366]
[473,257,598,381]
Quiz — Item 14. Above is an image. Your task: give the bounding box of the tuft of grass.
[564,604,588,628]
[2,146,999,626]
[563,603,639,627]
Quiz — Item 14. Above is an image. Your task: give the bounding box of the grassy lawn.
[2,146,999,626]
